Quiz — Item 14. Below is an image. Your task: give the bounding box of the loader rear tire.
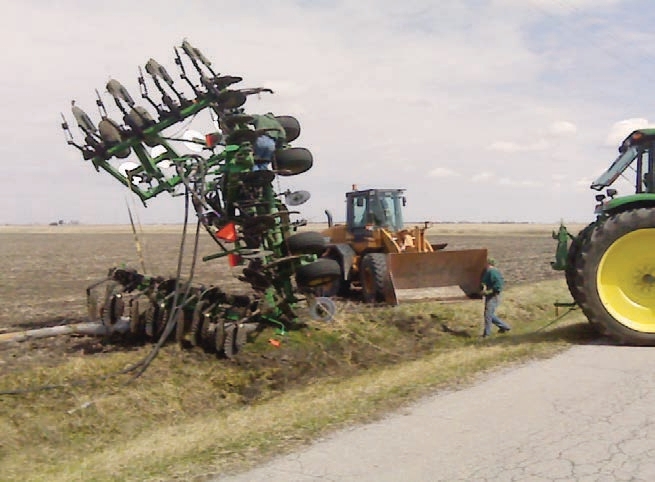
[360,253,392,304]
[575,208,655,344]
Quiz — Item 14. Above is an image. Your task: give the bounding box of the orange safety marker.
[216,222,237,242]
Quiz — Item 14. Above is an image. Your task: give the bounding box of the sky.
[3,0,655,225]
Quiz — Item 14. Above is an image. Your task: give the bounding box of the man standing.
[481,258,511,338]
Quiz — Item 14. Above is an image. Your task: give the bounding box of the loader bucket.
[386,249,488,304]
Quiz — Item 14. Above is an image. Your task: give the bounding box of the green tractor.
[553,129,655,344]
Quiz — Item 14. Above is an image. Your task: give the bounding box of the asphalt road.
[219,343,655,481]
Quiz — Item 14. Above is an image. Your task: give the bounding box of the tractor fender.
[604,194,655,215]
[325,243,357,281]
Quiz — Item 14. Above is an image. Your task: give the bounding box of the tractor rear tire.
[295,259,341,288]
[574,208,655,344]
[566,222,596,304]
[360,253,392,304]
[567,221,608,336]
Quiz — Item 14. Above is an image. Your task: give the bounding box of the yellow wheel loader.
[320,188,488,304]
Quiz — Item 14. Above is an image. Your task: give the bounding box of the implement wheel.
[359,253,392,303]
[295,259,341,288]
[315,257,350,298]
[274,147,313,176]
[575,208,655,344]
[286,231,327,255]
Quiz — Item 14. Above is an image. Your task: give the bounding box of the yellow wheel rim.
[597,228,655,332]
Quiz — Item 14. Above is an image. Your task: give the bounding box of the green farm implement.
[58,40,340,357]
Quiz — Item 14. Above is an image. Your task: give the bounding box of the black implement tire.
[286,231,328,256]
[190,300,208,347]
[315,257,351,298]
[175,309,187,345]
[130,299,143,336]
[214,318,226,356]
[156,307,171,340]
[275,115,301,142]
[574,208,655,344]
[103,293,125,326]
[144,303,158,339]
[223,323,237,359]
[359,253,392,304]
[315,277,351,298]
[295,259,341,288]
[274,147,313,176]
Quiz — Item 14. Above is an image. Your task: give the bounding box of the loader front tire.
[575,208,655,344]
[360,253,392,304]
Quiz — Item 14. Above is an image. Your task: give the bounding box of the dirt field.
[1,223,597,481]
[0,223,578,375]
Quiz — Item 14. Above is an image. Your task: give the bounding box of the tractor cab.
[346,188,405,233]
[593,129,655,195]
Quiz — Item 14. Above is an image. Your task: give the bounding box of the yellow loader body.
[321,223,487,304]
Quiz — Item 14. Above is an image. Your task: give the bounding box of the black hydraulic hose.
[130,185,192,380]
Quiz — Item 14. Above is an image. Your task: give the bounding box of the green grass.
[0,279,593,481]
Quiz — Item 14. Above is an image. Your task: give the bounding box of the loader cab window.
[373,191,404,231]
[351,196,368,229]
[348,191,404,232]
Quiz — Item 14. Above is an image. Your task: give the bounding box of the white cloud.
[487,139,549,153]
[472,172,496,183]
[428,167,459,178]
[495,0,625,14]
[605,118,651,146]
[548,121,577,136]
[498,178,539,187]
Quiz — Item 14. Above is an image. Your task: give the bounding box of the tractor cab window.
[592,146,640,190]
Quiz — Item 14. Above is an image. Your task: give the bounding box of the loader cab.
[346,189,405,233]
